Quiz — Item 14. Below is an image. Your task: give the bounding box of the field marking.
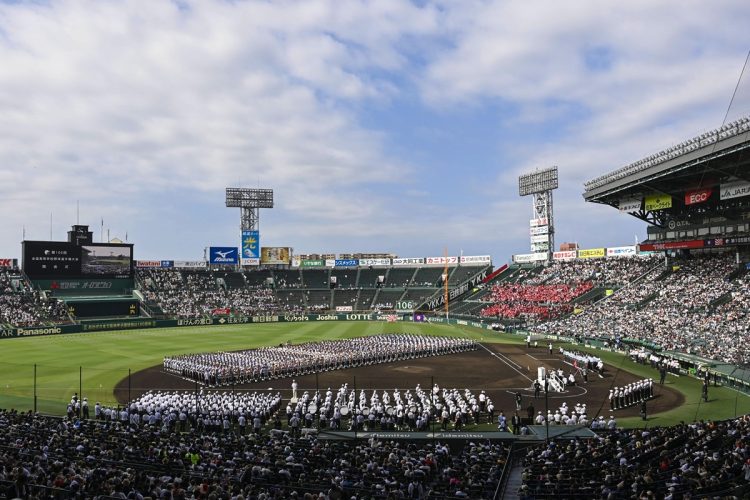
[525,353,542,361]
[478,344,534,382]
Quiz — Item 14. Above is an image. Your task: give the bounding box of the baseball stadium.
[1,114,750,499]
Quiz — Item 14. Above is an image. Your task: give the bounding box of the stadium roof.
[583,116,750,206]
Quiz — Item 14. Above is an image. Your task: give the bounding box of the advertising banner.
[529,226,549,236]
[529,218,548,227]
[425,256,459,265]
[639,239,704,251]
[335,259,359,267]
[619,198,642,212]
[552,251,577,260]
[577,248,606,259]
[260,247,291,265]
[241,258,260,266]
[291,257,301,268]
[211,308,231,316]
[301,259,325,268]
[173,261,205,269]
[459,255,491,264]
[720,180,750,200]
[530,235,549,244]
[513,253,547,263]
[325,259,336,268]
[34,279,132,293]
[392,257,425,266]
[209,247,239,265]
[684,188,712,206]
[644,194,672,211]
[531,242,549,251]
[606,246,637,257]
[242,230,260,260]
[359,258,392,266]
[335,306,353,312]
[0,259,16,267]
[136,260,162,268]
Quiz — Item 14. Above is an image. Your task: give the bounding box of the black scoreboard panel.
[66,300,140,318]
[22,241,81,278]
[23,241,133,279]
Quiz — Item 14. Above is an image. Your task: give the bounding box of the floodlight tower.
[225,188,274,264]
[518,167,559,260]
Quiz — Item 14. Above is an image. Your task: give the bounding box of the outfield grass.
[0,321,482,414]
[1,322,747,428]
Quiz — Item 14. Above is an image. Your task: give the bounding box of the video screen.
[22,241,81,278]
[81,245,133,278]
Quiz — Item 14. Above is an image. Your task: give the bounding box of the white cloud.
[0,0,748,263]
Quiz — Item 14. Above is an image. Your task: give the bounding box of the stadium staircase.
[708,291,734,310]
[632,291,658,310]
[725,266,746,282]
[502,467,524,499]
[570,286,608,304]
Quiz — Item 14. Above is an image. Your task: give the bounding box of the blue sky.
[1,0,749,263]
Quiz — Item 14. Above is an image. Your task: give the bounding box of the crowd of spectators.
[479,282,593,322]
[0,267,69,328]
[0,408,508,499]
[519,416,750,498]
[139,270,295,319]
[479,256,661,323]
[164,335,476,386]
[525,255,659,287]
[538,252,750,364]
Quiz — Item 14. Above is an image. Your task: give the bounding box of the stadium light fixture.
[226,188,274,209]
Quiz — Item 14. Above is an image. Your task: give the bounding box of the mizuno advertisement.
[209,247,239,265]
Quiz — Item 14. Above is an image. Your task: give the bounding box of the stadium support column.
[519,167,558,261]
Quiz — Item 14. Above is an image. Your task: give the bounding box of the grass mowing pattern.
[0,322,475,414]
[1,321,747,427]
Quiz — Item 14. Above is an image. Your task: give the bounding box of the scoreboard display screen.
[23,241,133,279]
[66,300,140,318]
